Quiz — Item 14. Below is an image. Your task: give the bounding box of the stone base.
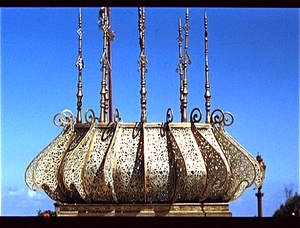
[54,203,232,217]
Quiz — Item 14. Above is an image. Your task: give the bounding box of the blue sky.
[1,7,299,216]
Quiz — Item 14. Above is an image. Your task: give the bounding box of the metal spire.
[204,10,211,124]
[182,8,191,122]
[76,8,85,123]
[138,7,148,123]
[99,7,110,123]
[176,17,184,122]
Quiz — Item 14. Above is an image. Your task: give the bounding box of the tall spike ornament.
[176,17,184,122]
[182,8,191,122]
[76,8,85,123]
[99,7,111,123]
[138,7,148,123]
[204,10,211,124]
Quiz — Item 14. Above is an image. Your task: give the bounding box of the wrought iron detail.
[166,108,174,123]
[190,108,203,123]
[113,108,121,123]
[53,109,75,127]
[85,109,96,124]
[211,109,234,127]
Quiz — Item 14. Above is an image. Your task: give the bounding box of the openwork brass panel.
[169,126,206,202]
[165,126,187,202]
[219,129,264,190]
[198,126,231,201]
[191,123,229,201]
[212,127,256,201]
[114,125,144,203]
[26,109,264,205]
[57,128,88,201]
[25,127,67,191]
[33,124,74,201]
[63,124,96,203]
[145,126,174,203]
[83,126,115,202]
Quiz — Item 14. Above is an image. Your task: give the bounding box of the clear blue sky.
[1,7,299,216]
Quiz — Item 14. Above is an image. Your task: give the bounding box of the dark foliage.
[273,190,300,217]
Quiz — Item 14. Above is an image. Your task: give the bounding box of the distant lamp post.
[255,153,266,217]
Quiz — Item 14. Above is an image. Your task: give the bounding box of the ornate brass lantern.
[25,8,265,216]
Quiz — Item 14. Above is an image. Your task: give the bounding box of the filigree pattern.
[103,123,120,203]
[114,125,144,203]
[166,127,187,202]
[212,126,255,201]
[144,127,174,203]
[83,126,115,202]
[198,126,231,200]
[25,127,66,191]
[57,128,89,198]
[191,123,229,202]
[170,126,206,202]
[63,124,96,203]
[221,130,264,190]
[32,123,74,201]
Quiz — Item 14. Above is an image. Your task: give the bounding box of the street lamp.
[255,153,266,217]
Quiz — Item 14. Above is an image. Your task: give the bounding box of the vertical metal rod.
[107,7,113,123]
[255,153,266,217]
[182,8,191,122]
[99,7,109,123]
[76,8,84,123]
[204,10,211,124]
[256,187,264,217]
[138,7,148,123]
[176,17,184,122]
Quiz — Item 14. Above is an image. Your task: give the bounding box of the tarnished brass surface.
[55,203,232,217]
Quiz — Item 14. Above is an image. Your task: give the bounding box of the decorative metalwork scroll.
[190,108,203,123]
[211,109,234,129]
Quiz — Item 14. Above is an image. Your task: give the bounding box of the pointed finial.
[76,7,85,123]
[176,17,184,122]
[99,7,110,123]
[181,8,191,122]
[204,9,211,124]
[138,7,148,123]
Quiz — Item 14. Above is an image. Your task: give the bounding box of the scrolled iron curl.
[53,109,75,127]
[190,108,202,123]
[85,109,96,124]
[211,109,234,126]
[113,108,121,123]
[166,108,174,123]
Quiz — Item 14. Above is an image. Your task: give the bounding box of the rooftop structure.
[25,8,265,216]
